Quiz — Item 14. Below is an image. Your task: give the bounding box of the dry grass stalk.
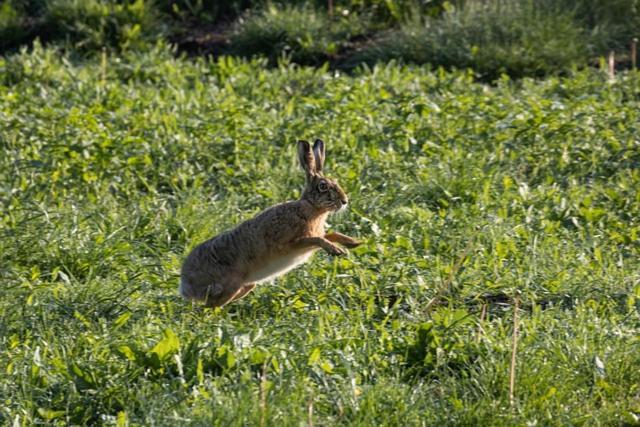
[608,51,615,80]
[476,303,487,342]
[509,295,520,407]
[259,362,268,427]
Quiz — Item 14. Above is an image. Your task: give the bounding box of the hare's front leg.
[293,236,346,256]
[325,232,362,249]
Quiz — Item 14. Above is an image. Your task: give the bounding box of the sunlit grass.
[1,44,639,425]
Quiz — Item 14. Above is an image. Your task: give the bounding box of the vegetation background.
[1,0,639,425]
[2,0,640,77]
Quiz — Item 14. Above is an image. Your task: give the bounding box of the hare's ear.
[297,140,316,181]
[313,139,325,173]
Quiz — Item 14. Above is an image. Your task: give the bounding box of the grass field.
[1,44,640,425]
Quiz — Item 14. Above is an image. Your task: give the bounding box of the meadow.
[1,44,639,425]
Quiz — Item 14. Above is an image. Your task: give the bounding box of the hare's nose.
[340,198,348,206]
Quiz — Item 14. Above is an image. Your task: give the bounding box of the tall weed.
[164,0,256,24]
[230,3,370,65]
[0,1,33,50]
[46,0,162,51]
[350,0,587,79]
[562,0,640,53]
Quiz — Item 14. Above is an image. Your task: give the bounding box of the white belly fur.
[246,249,315,284]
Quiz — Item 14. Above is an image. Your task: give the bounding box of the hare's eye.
[318,181,328,192]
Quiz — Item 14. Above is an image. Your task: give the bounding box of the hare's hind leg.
[230,284,256,303]
[201,283,224,307]
[204,285,243,308]
[325,232,362,248]
[204,276,245,308]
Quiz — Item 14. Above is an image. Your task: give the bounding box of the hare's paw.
[325,232,362,249]
[326,243,347,256]
[342,238,362,249]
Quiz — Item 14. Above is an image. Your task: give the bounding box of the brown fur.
[180,139,362,308]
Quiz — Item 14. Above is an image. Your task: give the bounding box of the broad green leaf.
[149,329,180,361]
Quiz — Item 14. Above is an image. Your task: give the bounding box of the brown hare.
[180,139,362,308]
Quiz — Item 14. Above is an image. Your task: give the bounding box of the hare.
[179,139,362,308]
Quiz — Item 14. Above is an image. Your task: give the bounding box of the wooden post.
[632,38,638,70]
[328,0,334,17]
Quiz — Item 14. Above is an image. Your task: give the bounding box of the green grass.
[1,44,640,425]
